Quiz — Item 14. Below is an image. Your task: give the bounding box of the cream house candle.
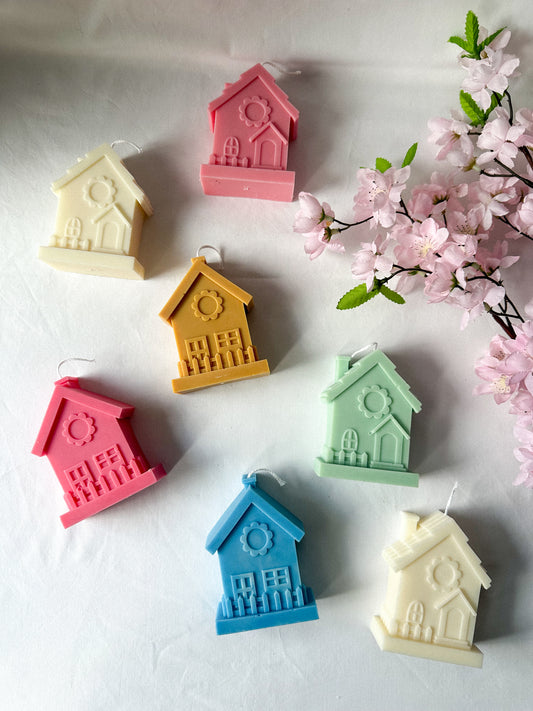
[371,510,491,667]
[39,143,153,279]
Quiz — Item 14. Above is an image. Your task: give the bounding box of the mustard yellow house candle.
[39,143,153,279]
[371,511,491,667]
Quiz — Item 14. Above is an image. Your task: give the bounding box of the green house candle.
[314,347,421,487]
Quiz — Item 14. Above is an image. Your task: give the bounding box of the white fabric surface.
[1,1,533,709]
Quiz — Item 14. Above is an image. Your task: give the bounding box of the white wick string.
[110,139,143,155]
[444,481,459,516]
[350,342,378,363]
[57,357,96,379]
[196,244,223,267]
[247,468,286,487]
[262,61,302,76]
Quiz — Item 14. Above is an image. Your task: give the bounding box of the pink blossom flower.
[468,175,518,229]
[394,218,449,270]
[460,36,519,110]
[475,240,519,273]
[509,192,533,237]
[513,443,533,487]
[351,234,393,290]
[303,229,344,261]
[510,390,533,419]
[473,351,519,403]
[453,278,505,329]
[423,259,458,303]
[294,192,335,234]
[427,115,474,168]
[353,166,410,228]
[477,109,525,168]
[407,172,467,221]
[446,206,487,244]
[514,108,533,148]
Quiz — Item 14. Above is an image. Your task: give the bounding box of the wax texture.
[32,377,166,527]
[314,349,421,486]
[371,511,491,667]
[200,64,299,201]
[159,256,269,392]
[39,143,153,279]
[206,473,319,634]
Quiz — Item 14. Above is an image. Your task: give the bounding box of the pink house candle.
[32,377,166,527]
[200,63,299,201]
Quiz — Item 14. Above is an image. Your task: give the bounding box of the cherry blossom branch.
[496,214,533,241]
[493,159,533,189]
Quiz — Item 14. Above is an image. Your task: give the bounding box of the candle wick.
[248,468,286,487]
[196,244,224,269]
[57,357,96,379]
[262,61,302,76]
[444,481,459,516]
[110,139,143,156]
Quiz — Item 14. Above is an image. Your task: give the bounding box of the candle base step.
[172,360,270,393]
[200,164,295,201]
[314,457,419,487]
[38,246,145,280]
[370,615,484,668]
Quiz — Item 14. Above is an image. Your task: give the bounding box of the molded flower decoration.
[426,556,462,593]
[240,521,274,557]
[357,385,392,419]
[238,96,271,128]
[83,176,117,209]
[191,290,223,321]
[62,412,96,447]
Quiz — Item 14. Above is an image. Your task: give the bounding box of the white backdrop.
[1,1,533,709]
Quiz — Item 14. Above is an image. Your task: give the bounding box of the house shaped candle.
[32,377,166,527]
[200,63,299,201]
[371,511,491,667]
[159,256,270,393]
[314,349,421,487]
[206,473,319,635]
[39,143,153,279]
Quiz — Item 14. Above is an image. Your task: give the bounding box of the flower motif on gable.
[83,176,117,209]
[357,385,392,419]
[426,556,462,593]
[62,412,96,446]
[238,96,271,128]
[240,521,274,557]
[191,290,224,321]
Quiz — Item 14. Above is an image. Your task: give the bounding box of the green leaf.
[380,285,406,305]
[459,90,484,126]
[478,27,506,53]
[465,10,479,53]
[448,35,469,52]
[336,284,380,310]
[402,142,418,168]
[375,157,392,173]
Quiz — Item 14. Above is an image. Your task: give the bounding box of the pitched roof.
[207,63,299,140]
[32,377,135,457]
[206,474,305,554]
[321,350,422,413]
[51,143,153,216]
[159,256,254,324]
[382,511,491,589]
